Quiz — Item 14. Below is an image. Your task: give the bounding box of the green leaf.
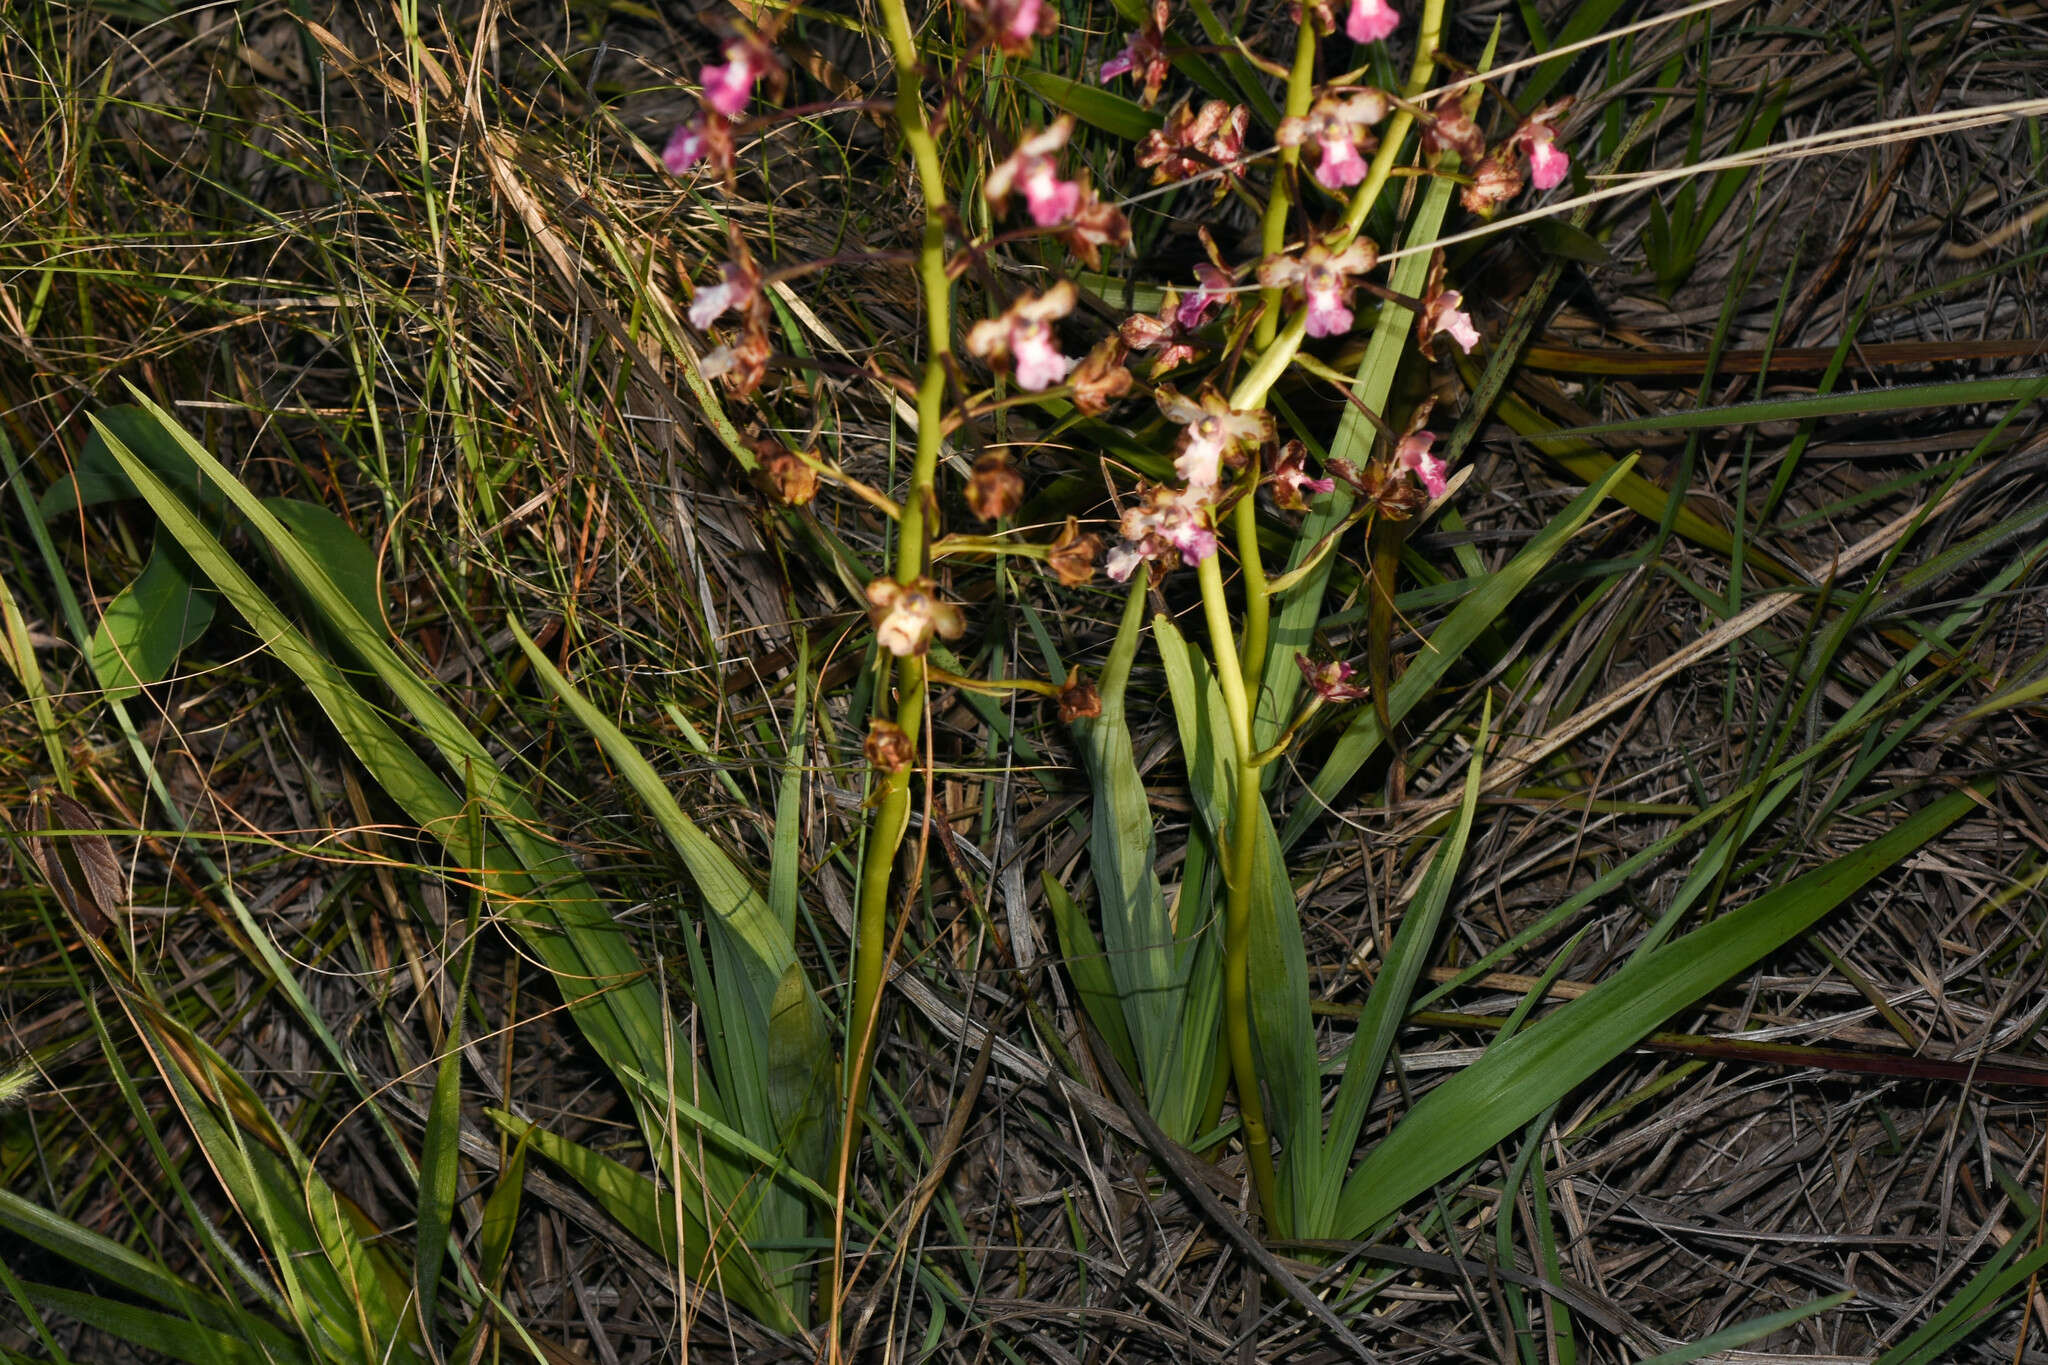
[1304,698,1488,1235]
[1336,786,1979,1235]
[1551,372,2048,437]
[40,404,220,520]
[15,1282,300,1365]
[89,539,215,702]
[1638,1291,1851,1365]
[1042,871,1140,1086]
[260,497,383,631]
[414,1020,464,1332]
[1016,70,1161,141]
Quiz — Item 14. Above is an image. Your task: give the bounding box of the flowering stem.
[1253,20,1319,351]
[1196,550,1279,1225]
[837,0,955,1341]
[1232,482,1269,706]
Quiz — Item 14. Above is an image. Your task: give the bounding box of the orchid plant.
[658,0,1579,1303]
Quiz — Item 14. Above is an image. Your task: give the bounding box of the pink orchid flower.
[967,283,1077,392]
[1108,483,1219,580]
[986,119,1082,227]
[1346,0,1399,43]
[663,121,709,174]
[1258,239,1379,339]
[688,259,762,329]
[700,40,769,118]
[1269,441,1335,511]
[1396,429,1448,499]
[1298,655,1371,702]
[1277,91,1390,191]
[1159,387,1273,492]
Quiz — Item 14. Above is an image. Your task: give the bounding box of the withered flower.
[865,719,914,773]
[1056,666,1103,721]
[966,452,1025,521]
[757,454,819,507]
[1137,100,1249,186]
[1045,516,1102,586]
[1067,337,1134,415]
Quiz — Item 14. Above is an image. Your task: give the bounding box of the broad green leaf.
[261,497,383,630]
[1337,786,1979,1234]
[40,404,220,519]
[1283,458,1636,848]
[89,540,215,702]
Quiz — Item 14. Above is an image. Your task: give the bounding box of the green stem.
[840,0,955,1336]
[1254,21,1320,350]
[1196,551,1279,1224]
[1233,485,1270,711]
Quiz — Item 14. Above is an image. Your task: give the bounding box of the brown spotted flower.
[1297,655,1370,703]
[1268,440,1335,512]
[865,576,966,657]
[1098,0,1173,109]
[1421,89,1484,163]
[1417,252,1479,354]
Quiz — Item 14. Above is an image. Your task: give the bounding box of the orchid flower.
[1257,239,1380,338]
[1346,0,1399,43]
[986,119,1081,227]
[866,577,967,657]
[1158,386,1273,491]
[1276,91,1390,190]
[966,283,1077,391]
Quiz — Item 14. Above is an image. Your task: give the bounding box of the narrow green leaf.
[1305,698,1488,1234]
[1637,1291,1852,1365]
[1552,372,2048,437]
[1041,871,1141,1086]
[413,1020,464,1331]
[1337,786,1979,1234]
[16,1282,297,1365]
